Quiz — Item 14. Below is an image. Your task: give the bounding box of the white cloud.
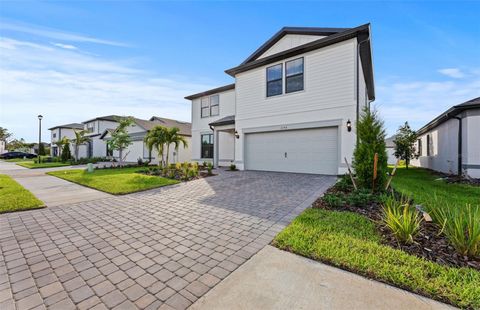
[52,42,77,50]
[438,68,466,79]
[374,70,480,136]
[0,37,215,141]
[0,20,128,47]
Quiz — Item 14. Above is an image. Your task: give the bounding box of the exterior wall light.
[346,119,352,132]
[234,130,240,139]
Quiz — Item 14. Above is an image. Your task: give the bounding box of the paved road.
[0,168,335,309]
[0,161,111,206]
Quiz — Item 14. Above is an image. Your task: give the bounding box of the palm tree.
[144,126,168,167]
[54,136,69,157]
[165,127,188,166]
[107,117,134,166]
[73,130,90,162]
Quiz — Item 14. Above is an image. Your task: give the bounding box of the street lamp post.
[38,115,43,162]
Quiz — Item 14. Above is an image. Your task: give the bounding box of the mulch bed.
[312,187,480,270]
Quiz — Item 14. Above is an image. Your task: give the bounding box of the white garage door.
[245,127,338,175]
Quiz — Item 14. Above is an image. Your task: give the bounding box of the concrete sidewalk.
[190,245,454,310]
[0,161,111,206]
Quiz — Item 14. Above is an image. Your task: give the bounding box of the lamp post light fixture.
[346,119,352,132]
[38,115,43,161]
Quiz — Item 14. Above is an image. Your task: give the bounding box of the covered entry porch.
[209,115,236,168]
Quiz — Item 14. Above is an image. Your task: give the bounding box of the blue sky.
[1,1,479,142]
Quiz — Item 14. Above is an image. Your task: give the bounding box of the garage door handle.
[284,152,287,158]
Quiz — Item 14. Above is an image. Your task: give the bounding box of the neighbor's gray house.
[186,24,374,175]
[385,136,398,165]
[100,116,191,164]
[411,97,480,178]
[48,123,84,157]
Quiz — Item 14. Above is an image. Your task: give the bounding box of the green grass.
[17,161,72,169]
[3,158,33,162]
[47,167,179,194]
[273,208,480,309]
[391,166,480,207]
[0,174,44,213]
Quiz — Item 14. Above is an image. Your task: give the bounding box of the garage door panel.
[245,127,338,175]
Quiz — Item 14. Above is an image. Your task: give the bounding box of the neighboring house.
[100,116,191,164]
[48,123,84,156]
[186,24,374,175]
[0,140,6,154]
[411,97,480,178]
[385,135,398,165]
[81,115,123,158]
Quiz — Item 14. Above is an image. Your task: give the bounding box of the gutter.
[356,33,372,142]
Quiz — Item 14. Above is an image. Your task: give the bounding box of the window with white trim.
[201,134,214,159]
[201,97,210,118]
[210,95,219,116]
[266,64,283,97]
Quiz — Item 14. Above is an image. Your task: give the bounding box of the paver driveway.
[0,171,335,310]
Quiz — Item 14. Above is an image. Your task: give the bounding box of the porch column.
[214,129,219,168]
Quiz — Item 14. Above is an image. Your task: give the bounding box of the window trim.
[266,63,283,97]
[285,57,304,94]
[417,138,422,156]
[201,97,210,118]
[200,133,214,159]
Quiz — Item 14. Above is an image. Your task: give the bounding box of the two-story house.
[186,24,375,175]
[48,123,84,157]
[81,115,122,158]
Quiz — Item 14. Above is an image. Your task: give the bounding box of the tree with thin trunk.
[164,127,188,166]
[144,126,168,167]
[107,117,134,166]
[73,130,90,162]
[393,122,418,169]
[54,136,69,157]
[0,127,12,143]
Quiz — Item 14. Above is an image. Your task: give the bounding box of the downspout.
[452,114,463,176]
[356,35,371,144]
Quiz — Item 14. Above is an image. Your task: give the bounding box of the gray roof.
[417,97,480,135]
[82,115,125,124]
[385,135,396,148]
[225,24,375,100]
[185,84,235,100]
[209,115,235,127]
[147,117,191,136]
[48,123,84,130]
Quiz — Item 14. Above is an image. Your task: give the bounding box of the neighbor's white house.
[411,97,480,178]
[48,123,84,157]
[100,116,191,164]
[186,24,375,175]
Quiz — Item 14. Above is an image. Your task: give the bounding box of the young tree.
[73,130,90,162]
[7,138,26,151]
[144,126,168,167]
[107,117,134,166]
[54,137,68,157]
[393,122,418,169]
[164,127,188,166]
[61,141,72,162]
[353,106,388,191]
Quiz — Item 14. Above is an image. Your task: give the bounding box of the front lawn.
[47,167,179,194]
[0,174,44,213]
[3,158,33,162]
[273,208,480,309]
[391,166,479,206]
[17,161,72,169]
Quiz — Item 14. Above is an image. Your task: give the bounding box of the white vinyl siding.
[257,34,326,59]
[245,127,338,175]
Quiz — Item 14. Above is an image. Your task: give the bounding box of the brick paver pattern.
[0,171,335,310]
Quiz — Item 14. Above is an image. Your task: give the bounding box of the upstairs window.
[201,134,214,159]
[286,58,304,93]
[86,123,94,133]
[210,95,219,116]
[266,64,283,97]
[201,97,210,118]
[53,133,57,138]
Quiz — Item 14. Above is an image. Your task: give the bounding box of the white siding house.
[48,123,84,157]
[82,115,121,158]
[100,116,191,164]
[411,97,480,178]
[186,24,375,175]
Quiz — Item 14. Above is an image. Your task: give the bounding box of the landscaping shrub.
[382,195,421,244]
[335,174,353,192]
[229,163,236,171]
[346,188,376,207]
[323,193,346,208]
[207,162,213,176]
[71,157,108,165]
[137,157,144,166]
[353,106,388,191]
[427,201,480,258]
[61,143,71,162]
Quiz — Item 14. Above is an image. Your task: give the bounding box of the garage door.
[245,127,338,175]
